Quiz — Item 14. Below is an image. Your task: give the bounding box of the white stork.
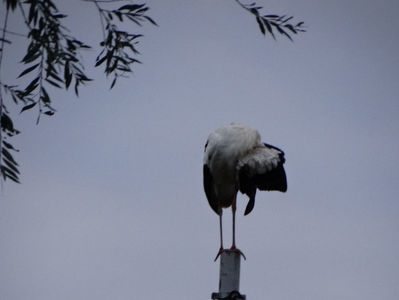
[203,123,287,260]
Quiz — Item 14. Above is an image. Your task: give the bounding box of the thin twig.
[234,0,250,12]
[0,9,10,76]
[92,1,107,40]
[0,27,27,38]
[18,1,33,31]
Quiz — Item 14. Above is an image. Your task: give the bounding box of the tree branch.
[234,0,305,40]
[0,8,10,182]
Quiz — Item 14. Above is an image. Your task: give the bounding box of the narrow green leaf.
[1,114,14,132]
[126,15,142,26]
[276,25,293,41]
[46,78,62,88]
[136,7,149,14]
[2,148,18,166]
[144,16,157,25]
[109,60,118,73]
[277,15,286,22]
[41,87,50,103]
[282,16,293,24]
[3,141,19,152]
[36,111,41,124]
[74,78,79,96]
[1,166,20,183]
[118,4,145,11]
[0,167,5,180]
[95,55,107,67]
[263,19,275,39]
[106,30,113,46]
[20,102,37,113]
[22,50,41,64]
[116,66,131,72]
[256,16,265,35]
[48,71,63,82]
[64,61,72,88]
[4,159,20,175]
[284,24,297,34]
[23,77,39,96]
[28,2,36,24]
[110,76,117,89]
[18,63,39,78]
[53,14,67,19]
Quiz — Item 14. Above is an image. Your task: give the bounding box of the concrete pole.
[211,250,246,299]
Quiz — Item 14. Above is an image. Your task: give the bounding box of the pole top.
[211,250,246,299]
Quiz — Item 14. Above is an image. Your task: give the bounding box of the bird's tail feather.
[244,196,255,215]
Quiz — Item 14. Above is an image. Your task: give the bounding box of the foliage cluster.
[0,0,156,183]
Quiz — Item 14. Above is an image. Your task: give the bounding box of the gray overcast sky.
[1,0,399,299]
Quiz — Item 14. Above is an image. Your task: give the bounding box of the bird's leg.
[230,194,246,260]
[219,208,224,250]
[214,206,224,261]
[231,194,237,249]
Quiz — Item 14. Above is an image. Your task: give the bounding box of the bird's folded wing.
[203,164,219,214]
[237,144,287,193]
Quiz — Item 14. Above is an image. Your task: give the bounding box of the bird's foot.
[214,247,224,262]
[230,245,246,260]
[214,246,247,261]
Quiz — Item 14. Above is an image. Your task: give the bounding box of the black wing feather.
[238,143,287,215]
[255,163,287,192]
[238,164,257,215]
[203,164,219,214]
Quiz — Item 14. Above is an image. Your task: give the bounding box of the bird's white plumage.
[237,144,282,177]
[204,123,260,166]
[204,123,261,206]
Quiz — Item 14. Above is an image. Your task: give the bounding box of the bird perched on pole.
[203,123,287,261]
